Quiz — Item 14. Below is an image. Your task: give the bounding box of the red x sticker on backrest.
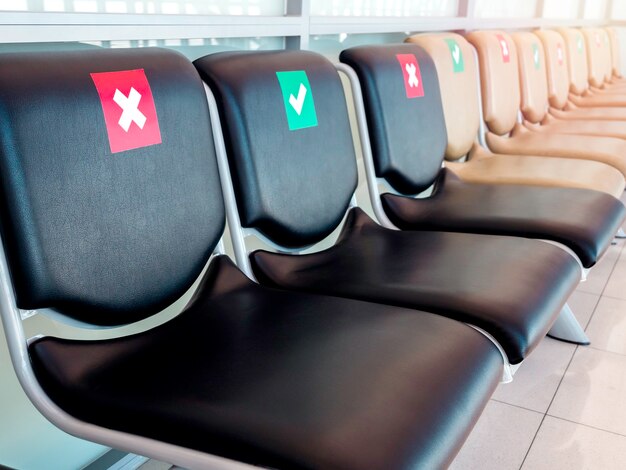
[556,43,564,66]
[91,69,162,154]
[496,34,511,63]
[396,54,424,99]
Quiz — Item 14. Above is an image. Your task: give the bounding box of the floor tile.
[603,247,626,300]
[493,337,576,413]
[585,296,626,356]
[568,290,600,330]
[450,400,543,470]
[522,416,626,470]
[548,347,626,436]
[139,460,172,470]
[577,241,622,295]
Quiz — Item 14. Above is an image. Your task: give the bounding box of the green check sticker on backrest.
[445,38,464,73]
[577,34,584,54]
[532,43,541,70]
[276,70,318,131]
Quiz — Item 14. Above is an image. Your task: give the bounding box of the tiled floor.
[451,227,626,470]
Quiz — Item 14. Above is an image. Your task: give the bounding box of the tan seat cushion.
[446,143,625,199]
[587,82,626,94]
[550,104,626,121]
[486,124,626,177]
[569,91,626,108]
[527,113,626,140]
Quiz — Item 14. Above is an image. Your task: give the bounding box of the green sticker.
[445,38,464,73]
[532,43,541,70]
[577,35,584,54]
[276,70,318,131]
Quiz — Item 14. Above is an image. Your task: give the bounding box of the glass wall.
[613,1,626,21]
[543,0,581,19]
[473,0,537,18]
[0,0,285,14]
[584,0,607,19]
[311,0,458,17]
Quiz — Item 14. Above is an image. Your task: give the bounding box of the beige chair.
[466,29,626,178]
[584,27,626,91]
[566,28,626,106]
[544,28,626,121]
[403,32,624,197]
[605,26,626,86]
[512,31,626,140]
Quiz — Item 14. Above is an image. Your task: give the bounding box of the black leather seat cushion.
[251,209,581,364]
[381,169,626,268]
[30,256,502,470]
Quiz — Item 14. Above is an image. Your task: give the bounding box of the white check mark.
[289,83,307,116]
[452,45,460,63]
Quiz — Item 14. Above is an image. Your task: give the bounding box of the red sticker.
[396,54,424,99]
[556,43,564,66]
[496,34,511,63]
[90,69,162,154]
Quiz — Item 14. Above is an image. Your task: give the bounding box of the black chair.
[194,49,581,367]
[338,43,626,271]
[0,47,505,469]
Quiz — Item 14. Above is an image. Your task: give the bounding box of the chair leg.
[547,303,590,345]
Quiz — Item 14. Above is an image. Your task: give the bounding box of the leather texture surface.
[405,33,480,160]
[337,41,625,265]
[251,209,581,364]
[381,169,625,268]
[487,124,626,177]
[30,255,502,470]
[512,32,549,123]
[340,44,447,194]
[194,51,358,248]
[446,143,626,199]
[406,33,626,198]
[466,30,521,136]
[0,48,223,325]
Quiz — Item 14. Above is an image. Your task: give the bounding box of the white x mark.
[405,63,419,87]
[113,87,146,132]
[500,39,509,57]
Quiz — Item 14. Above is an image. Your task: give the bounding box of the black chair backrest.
[340,44,448,195]
[194,50,358,249]
[0,48,224,325]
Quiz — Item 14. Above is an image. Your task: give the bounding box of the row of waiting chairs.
[0,26,625,470]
